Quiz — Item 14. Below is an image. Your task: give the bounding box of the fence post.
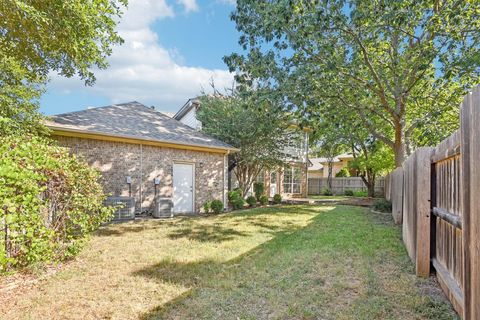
[414,147,434,277]
[461,86,480,320]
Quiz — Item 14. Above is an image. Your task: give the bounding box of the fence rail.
[307,177,384,195]
[384,86,480,319]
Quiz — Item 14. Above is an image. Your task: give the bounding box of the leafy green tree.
[226,0,480,167]
[0,0,127,135]
[310,132,345,191]
[1,135,114,270]
[197,88,289,196]
[349,139,395,197]
[335,168,350,178]
[310,103,393,197]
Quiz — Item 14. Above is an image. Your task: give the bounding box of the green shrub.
[335,168,350,177]
[232,197,245,210]
[0,135,114,271]
[259,195,269,205]
[273,194,282,204]
[203,201,210,214]
[353,190,368,197]
[228,189,242,203]
[233,187,243,196]
[210,200,223,214]
[344,189,354,196]
[253,182,265,200]
[322,187,333,196]
[372,198,392,213]
[246,196,257,207]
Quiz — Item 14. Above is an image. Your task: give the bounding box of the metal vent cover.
[153,197,173,218]
[104,196,136,221]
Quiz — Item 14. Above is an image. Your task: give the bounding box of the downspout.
[305,131,309,197]
[140,144,143,213]
[223,152,228,209]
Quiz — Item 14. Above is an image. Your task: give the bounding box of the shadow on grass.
[134,205,337,319]
[167,225,249,242]
[96,205,328,241]
[135,205,457,320]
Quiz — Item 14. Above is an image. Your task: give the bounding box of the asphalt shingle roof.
[46,101,236,151]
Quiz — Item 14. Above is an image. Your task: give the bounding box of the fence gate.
[431,131,464,314]
[384,85,480,319]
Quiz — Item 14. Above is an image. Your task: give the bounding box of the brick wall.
[55,136,226,213]
[264,163,308,198]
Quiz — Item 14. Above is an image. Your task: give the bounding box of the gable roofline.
[46,101,239,153]
[48,125,239,154]
[173,98,200,120]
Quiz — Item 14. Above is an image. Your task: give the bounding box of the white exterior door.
[173,163,194,213]
[270,172,277,195]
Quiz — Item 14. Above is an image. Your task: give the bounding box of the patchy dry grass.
[1,205,457,320]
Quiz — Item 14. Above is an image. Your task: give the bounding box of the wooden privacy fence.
[384,86,480,319]
[307,177,384,195]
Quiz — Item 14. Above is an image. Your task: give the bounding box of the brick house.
[46,102,238,214]
[174,99,310,198]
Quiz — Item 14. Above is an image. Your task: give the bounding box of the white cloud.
[217,0,236,5]
[47,0,234,111]
[177,0,199,13]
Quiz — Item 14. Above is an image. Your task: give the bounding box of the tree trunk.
[360,169,376,198]
[327,160,333,190]
[394,122,406,167]
[367,170,376,198]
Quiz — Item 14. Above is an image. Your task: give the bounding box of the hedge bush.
[228,189,242,203]
[344,189,354,196]
[246,196,257,207]
[232,197,245,210]
[253,182,264,200]
[335,168,350,177]
[210,200,223,214]
[0,136,114,271]
[259,195,269,205]
[372,199,392,213]
[203,201,210,214]
[322,187,333,196]
[273,194,282,204]
[353,190,368,197]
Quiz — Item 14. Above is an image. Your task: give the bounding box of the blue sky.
[40,0,241,115]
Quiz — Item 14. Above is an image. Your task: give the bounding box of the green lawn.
[307,195,350,200]
[1,205,456,319]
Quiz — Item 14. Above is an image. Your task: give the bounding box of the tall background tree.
[197,88,290,196]
[310,132,345,192]
[0,0,128,270]
[0,0,127,135]
[225,0,480,167]
[310,106,394,197]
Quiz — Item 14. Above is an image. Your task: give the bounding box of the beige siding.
[320,160,351,178]
[179,107,201,130]
[308,170,323,179]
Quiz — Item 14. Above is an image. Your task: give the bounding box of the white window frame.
[283,166,302,194]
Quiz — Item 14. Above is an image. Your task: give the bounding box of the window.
[256,170,265,183]
[283,166,302,194]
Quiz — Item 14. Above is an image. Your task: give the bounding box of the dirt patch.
[0,264,63,308]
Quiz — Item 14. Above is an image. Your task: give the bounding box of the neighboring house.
[173,98,202,130]
[173,98,310,198]
[308,153,355,178]
[46,102,238,215]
